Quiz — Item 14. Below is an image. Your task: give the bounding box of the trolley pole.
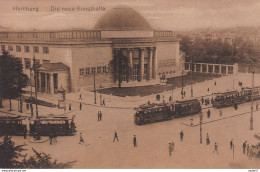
[250,70,254,130]
[199,112,203,144]
[94,72,96,104]
[181,70,184,99]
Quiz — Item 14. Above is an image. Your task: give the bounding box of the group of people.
[242,141,255,159]
[201,97,214,106]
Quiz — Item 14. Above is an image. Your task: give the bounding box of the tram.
[134,98,201,125]
[0,115,27,136]
[29,115,76,136]
[134,103,172,125]
[212,90,247,108]
[242,86,260,101]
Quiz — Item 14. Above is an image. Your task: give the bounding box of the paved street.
[1,73,260,168]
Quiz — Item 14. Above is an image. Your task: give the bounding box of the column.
[213,65,215,73]
[153,48,157,79]
[140,48,145,81]
[49,73,54,95]
[38,72,41,92]
[45,73,48,93]
[206,64,209,73]
[128,49,134,81]
[200,64,203,73]
[219,65,222,74]
[148,47,153,80]
[226,66,229,75]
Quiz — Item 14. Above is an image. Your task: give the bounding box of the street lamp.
[190,60,193,97]
[199,112,203,144]
[250,65,255,130]
[93,72,96,104]
[100,84,102,105]
[181,70,184,99]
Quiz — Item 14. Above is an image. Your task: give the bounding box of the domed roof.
[94,6,152,31]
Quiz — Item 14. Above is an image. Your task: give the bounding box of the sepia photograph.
[0,0,260,170]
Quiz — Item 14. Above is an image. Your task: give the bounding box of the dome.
[94,6,152,31]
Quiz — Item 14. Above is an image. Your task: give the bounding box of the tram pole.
[190,60,193,97]
[199,112,203,144]
[181,70,184,99]
[250,70,254,130]
[94,72,96,104]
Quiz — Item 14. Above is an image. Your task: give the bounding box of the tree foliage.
[108,51,131,88]
[0,51,29,109]
[0,136,76,169]
[179,36,256,64]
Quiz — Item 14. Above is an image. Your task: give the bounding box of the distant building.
[0,6,182,94]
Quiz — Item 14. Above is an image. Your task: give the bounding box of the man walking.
[213,142,218,154]
[180,130,184,141]
[79,93,82,100]
[206,133,210,145]
[190,115,193,126]
[168,142,174,156]
[69,104,71,111]
[100,111,102,121]
[230,139,233,150]
[113,131,119,142]
[133,135,137,147]
[242,141,247,154]
[97,111,100,121]
[79,133,84,144]
[207,109,211,118]
[80,102,82,110]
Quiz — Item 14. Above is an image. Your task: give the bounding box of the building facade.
[0,6,182,93]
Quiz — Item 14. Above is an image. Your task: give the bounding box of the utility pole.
[250,67,254,130]
[181,70,184,99]
[200,112,203,144]
[94,72,96,104]
[100,84,102,105]
[190,60,193,97]
[33,55,39,118]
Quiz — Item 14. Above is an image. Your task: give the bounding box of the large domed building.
[0,6,183,93]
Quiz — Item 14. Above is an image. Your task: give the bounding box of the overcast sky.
[1,0,260,31]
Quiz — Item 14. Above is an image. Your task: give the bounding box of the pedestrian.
[103,99,105,106]
[207,109,211,118]
[148,100,150,105]
[168,142,174,156]
[23,131,27,139]
[49,134,53,145]
[246,143,250,156]
[133,135,137,147]
[219,110,222,117]
[79,133,84,144]
[234,103,238,110]
[206,133,210,145]
[211,97,214,104]
[26,102,29,113]
[100,111,102,121]
[256,102,259,111]
[69,103,71,111]
[242,141,247,154]
[113,131,119,142]
[248,145,253,160]
[80,102,82,110]
[201,97,204,105]
[214,81,217,86]
[98,111,100,121]
[169,96,172,102]
[184,91,186,97]
[190,115,193,126]
[180,130,184,141]
[207,88,210,92]
[79,93,82,100]
[213,142,218,154]
[230,139,233,150]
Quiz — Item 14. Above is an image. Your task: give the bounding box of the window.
[102,66,107,73]
[85,67,90,75]
[1,45,5,51]
[35,59,40,66]
[33,46,39,53]
[43,47,49,54]
[8,45,13,51]
[79,68,84,76]
[42,60,50,64]
[24,46,30,52]
[24,58,31,69]
[16,46,21,52]
[97,66,101,74]
[91,67,96,74]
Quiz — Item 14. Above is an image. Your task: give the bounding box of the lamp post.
[250,65,255,130]
[181,70,184,99]
[199,112,203,144]
[100,84,102,105]
[190,60,193,97]
[94,72,96,104]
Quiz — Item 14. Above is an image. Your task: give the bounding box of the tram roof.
[175,98,199,104]
[135,103,167,111]
[0,115,26,120]
[214,90,238,95]
[30,115,71,121]
[242,86,260,90]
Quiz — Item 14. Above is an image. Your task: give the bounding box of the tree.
[0,135,76,168]
[108,51,131,88]
[0,51,29,110]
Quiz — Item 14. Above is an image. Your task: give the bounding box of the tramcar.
[134,98,201,125]
[169,98,202,118]
[0,115,27,136]
[29,115,76,136]
[134,103,172,125]
[242,86,260,101]
[212,90,247,108]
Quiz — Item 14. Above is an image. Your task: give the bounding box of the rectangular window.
[91,67,96,74]
[79,68,84,76]
[43,47,49,54]
[25,58,31,69]
[85,67,90,75]
[97,66,101,74]
[24,46,30,52]
[33,46,39,53]
[42,60,50,64]
[8,45,13,51]
[1,45,5,51]
[16,46,21,52]
[102,66,107,73]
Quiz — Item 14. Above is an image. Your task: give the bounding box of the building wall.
[70,45,113,91]
[156,41,179,77]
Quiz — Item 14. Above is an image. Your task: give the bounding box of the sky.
[1,0,260,31]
